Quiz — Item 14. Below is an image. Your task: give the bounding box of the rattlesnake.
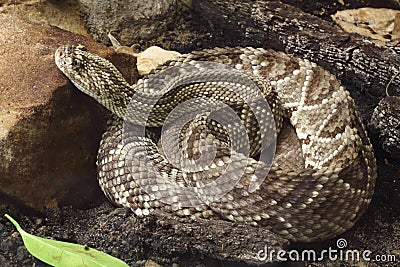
[55,45,376,242]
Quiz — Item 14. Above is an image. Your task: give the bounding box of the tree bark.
[192,0,400,120]
[192,0,400,213]
[370,96,400,162]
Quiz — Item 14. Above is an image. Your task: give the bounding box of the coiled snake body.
[55,46,376,242]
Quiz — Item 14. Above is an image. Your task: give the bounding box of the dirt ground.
[0,196,399,266]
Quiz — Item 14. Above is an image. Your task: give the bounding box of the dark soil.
[1,198,399,267]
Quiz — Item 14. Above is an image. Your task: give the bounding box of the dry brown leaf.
[332,8,400,43]
[337,0,344,5]
[115,46,181,75]
[392,13,400,40]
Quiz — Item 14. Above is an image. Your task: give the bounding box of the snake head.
[55,45,131,114]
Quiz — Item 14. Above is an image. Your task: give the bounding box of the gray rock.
[84,0,187,46]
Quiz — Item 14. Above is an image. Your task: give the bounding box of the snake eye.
[72,58,81,67]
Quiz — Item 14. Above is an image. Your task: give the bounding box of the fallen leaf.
[5,214,129,267]
[332,8,400,44]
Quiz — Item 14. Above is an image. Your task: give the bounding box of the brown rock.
[0,13,138,211]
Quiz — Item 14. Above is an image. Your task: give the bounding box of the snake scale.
[55,45,376,242]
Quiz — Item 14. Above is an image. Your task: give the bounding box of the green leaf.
[5,214,129,267]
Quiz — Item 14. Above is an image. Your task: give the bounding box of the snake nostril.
[56,48,65,59]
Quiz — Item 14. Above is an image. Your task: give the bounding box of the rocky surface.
[0,0,89,37]
[84,0,195,49]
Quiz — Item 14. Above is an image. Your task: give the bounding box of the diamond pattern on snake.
[55,45,376,242]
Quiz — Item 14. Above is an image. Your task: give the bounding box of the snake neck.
[55,45,135,118]
[73,73,134,118]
